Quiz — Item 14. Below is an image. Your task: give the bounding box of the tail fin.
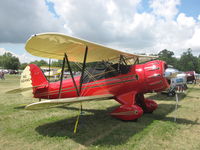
[6,64,48,96]
[20,64,48,96]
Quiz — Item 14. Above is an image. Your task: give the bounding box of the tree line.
[0,49,200,73]
[158,49,200,73]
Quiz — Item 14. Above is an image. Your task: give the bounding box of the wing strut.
[79,46,88,94]
[48,58,51,99]
[64,53,80,96]
[121,55,128,66]
[58,46,89,98]
[58,57,66,98]
[134,57,139,65]
[57,46,89,133]
[66,46,88,133]
[77,45,88,116]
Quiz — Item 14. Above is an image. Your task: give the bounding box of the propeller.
[164,68,180,79]
[164,72,179,79]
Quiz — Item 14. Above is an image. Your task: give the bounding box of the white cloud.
[198,15,200,21]
[0,0,200,59]
[0,48,43,63]
[0,48,7,55]
[0,48,19,57]
[149,0,180,20]
[48,0,142,43]
[0,0,65,43]
[47,0,200,56]
[177,13,196,27]
[186,26,200,49]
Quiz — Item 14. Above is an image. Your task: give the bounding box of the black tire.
[168,91,175,97]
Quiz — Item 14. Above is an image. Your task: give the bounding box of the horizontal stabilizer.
[25,94,114,110]
[6,87,33,94]
[6,84,47,94]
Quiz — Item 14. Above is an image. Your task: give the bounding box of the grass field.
[0,75,200,150]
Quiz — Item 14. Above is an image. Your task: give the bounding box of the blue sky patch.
[45,0,59,18]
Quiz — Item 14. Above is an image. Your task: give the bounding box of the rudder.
[20,64,48,89]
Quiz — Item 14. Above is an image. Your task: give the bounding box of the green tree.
[158,49,178,68]
[51,60,63,67]
[51,60,81,72]
[198,55,200,73]
[0,52,20,70]
[29,60,48,67]
[19,63,28,70]
[0,55,3,67]
[178,48,199,72]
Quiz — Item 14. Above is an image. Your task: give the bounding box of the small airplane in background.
[8,33,173,121]
[40,66,62,79]
[164,67,187,96]
[185,71,196,84]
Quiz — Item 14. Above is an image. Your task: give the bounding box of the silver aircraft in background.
[164,67,187,96]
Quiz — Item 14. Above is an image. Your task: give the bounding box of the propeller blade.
[164,71,180,79]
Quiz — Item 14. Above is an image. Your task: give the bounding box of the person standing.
[0,71,5,80]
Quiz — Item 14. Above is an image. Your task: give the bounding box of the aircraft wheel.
[145,111,153,114]
[132,118,138,122]
[168,91,175,97]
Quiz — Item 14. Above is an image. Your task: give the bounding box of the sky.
[0,0,200,63]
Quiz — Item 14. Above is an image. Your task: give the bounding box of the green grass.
[0,75,200,150]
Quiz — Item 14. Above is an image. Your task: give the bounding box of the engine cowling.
[137,60,170,92]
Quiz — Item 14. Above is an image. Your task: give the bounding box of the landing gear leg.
[135,93,158,113]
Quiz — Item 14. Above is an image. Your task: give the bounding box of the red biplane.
[10,33,171,121]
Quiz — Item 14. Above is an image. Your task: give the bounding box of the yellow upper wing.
[25,33,156,63]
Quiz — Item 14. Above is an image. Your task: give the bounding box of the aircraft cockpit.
[82,55,137,83]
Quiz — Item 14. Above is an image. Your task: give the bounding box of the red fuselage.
[34,60,169,104]
[28,60,170,120]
